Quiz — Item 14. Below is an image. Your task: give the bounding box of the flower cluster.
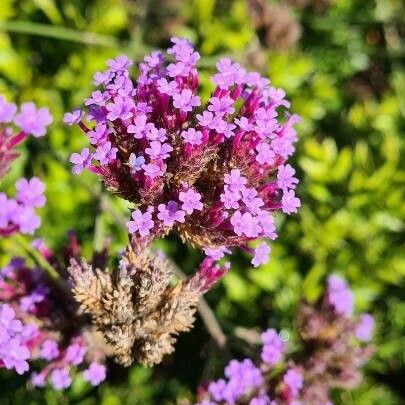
[0,177,46,236]
[0,95,52,178]
[195,276,374,405]
[0,303,36,375]
[67,37,300,266]
[0,95,51,236]
[0,251,107,390]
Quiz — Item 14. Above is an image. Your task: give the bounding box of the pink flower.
[179,189,203,214]
[14,102,52,137]
[157,201,185,226]
[70,148,92,175]
[127,209,155,236]
[173,89,201,112]
[281,189,301,214]
[251,242,270,268]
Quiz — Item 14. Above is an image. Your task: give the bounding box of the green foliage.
[0,0,404,403]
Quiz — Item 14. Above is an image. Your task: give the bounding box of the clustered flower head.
[0,96,51,236]
[0,246,108,390]
[194,275,374,405]
[67,37,300,267]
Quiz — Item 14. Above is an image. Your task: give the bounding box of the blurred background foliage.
[0,0,404,403]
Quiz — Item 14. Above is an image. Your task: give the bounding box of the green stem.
[0,20,120,48]
[13,234,70,294]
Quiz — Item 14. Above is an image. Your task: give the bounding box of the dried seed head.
[68,246,226,367]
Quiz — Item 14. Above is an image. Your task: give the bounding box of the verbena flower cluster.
[0,250,107,390]
[0,96,51,236]
[194,275,374,405]
[67,37,300,267]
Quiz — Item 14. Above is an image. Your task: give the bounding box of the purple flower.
[283,368,303,397]
[19,288,47,312]
[31,372,46,387]
[223,122,236,138]
[224,359,264,401]
[208,96,235,116]
[12,206,41,235]
[70,148,92,175]
[196,111,215,128]
[234,116,254,131]
[257,212,277,239]
[157,201,185,226]
[107,55,133,72]
[40,339,59,361]
[0,96,17,123]
[136,102,152,114]
[93,142,118,165]
[254,108,277,139]
[157,78,179,96]
[84,90,109,106]
[128,153,145,172]
[207,358,264,403]
[127,114,152,139]
[326,275,354,317]
[15,177,46,208]
[63,109,82,125]
[179,189,203,214]
[260,329,284,365]
[277,164,298,190]
[83,362,106,386]
[203,246,231,260]
[173,89,200,112]
[220,186,241,209]
[106,97,134,121]
[65,342,85,366]
[145,141,173,160]
[87,123,112,145]
[281,189,301,214]
[212,58,241,89]
[266,87,290,107]
[144,51,164,68]
[224,169,247,193]
[250,394,272,405]
[87,105,108,123]
[241,187,264,214]
[251,242,271,268]
[1,337,30,374]
[93,70,112,86]
[230,211,261,238]
[14,102,52,137]
[127,209,155,236]
[142,163,163,179]
[181,128,203,146]
[146,126,167,142]
[167,62,191,78]
[50,368,71,390]
[256,143,275,165]
[0,304,31,375]
[355,314,374,342]
[167,37,199,65]
[0,304,21,334]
